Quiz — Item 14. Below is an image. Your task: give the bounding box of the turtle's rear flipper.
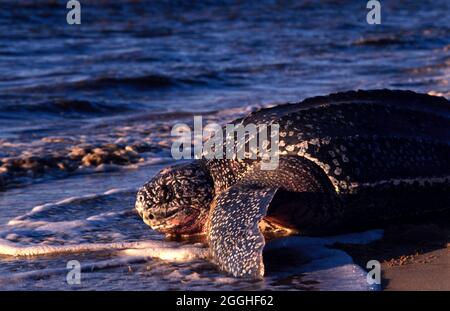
[207,183,278,279]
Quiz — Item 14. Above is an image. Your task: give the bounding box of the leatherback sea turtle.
[135,90,450,278]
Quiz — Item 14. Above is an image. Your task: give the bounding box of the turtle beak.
[135,198,157,228]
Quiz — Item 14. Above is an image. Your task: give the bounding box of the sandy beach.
[336,217,450,291]
[382,247,449,290]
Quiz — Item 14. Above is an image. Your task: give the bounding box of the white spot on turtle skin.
[286,145,295,152]
[334,167,342,176]
[321,137,331,145]
[298,141,308,149]
[279,140,286,147]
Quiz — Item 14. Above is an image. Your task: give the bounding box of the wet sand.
[382,247,449,290]
[334,219,450,291]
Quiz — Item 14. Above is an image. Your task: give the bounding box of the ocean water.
[0,0,448,290]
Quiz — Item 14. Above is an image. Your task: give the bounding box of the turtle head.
[135,161,214,235]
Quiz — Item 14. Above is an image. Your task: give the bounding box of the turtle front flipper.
[206,157,341,278]
[207,183,278,279]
